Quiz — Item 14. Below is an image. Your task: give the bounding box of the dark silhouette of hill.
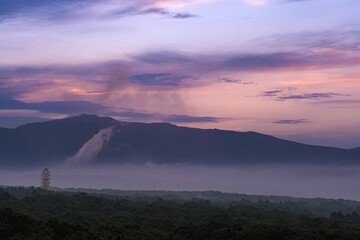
[0,114,117,166]
[100,122,357,164]
[352,147,360,158]
[353,147,360,152]
[0,114,358,166]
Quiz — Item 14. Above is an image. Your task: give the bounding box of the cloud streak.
[111,110,226,123]
[136,48,360,73]
[279,93,349,100]
[0,97,109,114]
[262,89,350,101]
[134,51,192,65]
[136,7,198,19]
[0,116,49,128]
[0,0,198,22]
[262,90,283,97]
[253,29,360,53]
[314,100,360,105]
[216,77,256,85]
[129,73,196,86]
[162,114,224,123]
[272,119,310,124]
[0,97,225,124]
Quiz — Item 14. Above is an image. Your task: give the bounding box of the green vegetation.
[1,187,360,239]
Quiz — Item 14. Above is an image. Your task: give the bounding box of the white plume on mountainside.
[69,126,115,163]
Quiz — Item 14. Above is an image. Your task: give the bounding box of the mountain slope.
[0,114,117,166]
[0,114,358,166]
[352,147,360,159]
[99,122,356,164]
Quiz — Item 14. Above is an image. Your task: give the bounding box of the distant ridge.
[0,114,358,167]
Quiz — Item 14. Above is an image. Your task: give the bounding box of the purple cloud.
[261,88,350,101]
[172,13,198,19]
[223,52,305,70]
[279,93,349,100]
[162,115,224,123]
[0,0,198,22]
[128,73,195,86]
[0,97,109,114]
[0,116,49,128]
[139,7,170,16]
[216,77,255,85]
[135,51,191,65]
[314,100,360,105]
[262,90,283,97]
[135,47,360,73]
[273,119,310,124]
[253,29,360,53]
[137,8,198,19]
[110,110,226,123]
[0,96,225,124]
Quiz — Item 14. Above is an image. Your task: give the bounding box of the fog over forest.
[1,163,360,200]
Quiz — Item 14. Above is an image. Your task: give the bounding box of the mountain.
[353,147,360,152]
[99,122,356,165]
[0,114,117,166]
[0,114,358,167]
[352,147,360,158]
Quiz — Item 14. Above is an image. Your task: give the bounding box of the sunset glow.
[1,0,360,148]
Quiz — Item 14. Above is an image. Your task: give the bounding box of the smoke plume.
[69,126,115,163]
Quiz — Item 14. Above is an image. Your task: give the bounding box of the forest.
[1,187,360,240]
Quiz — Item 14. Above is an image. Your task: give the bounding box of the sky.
[0,0,360,148]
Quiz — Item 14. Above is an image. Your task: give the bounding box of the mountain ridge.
[0,114,358,166]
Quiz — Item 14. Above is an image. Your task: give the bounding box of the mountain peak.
[75,113,103,118]
[72,113,114,120]
[64,114,119,124]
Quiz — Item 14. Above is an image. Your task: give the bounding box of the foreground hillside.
[1,187,360,240]
[0,114,358,167]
